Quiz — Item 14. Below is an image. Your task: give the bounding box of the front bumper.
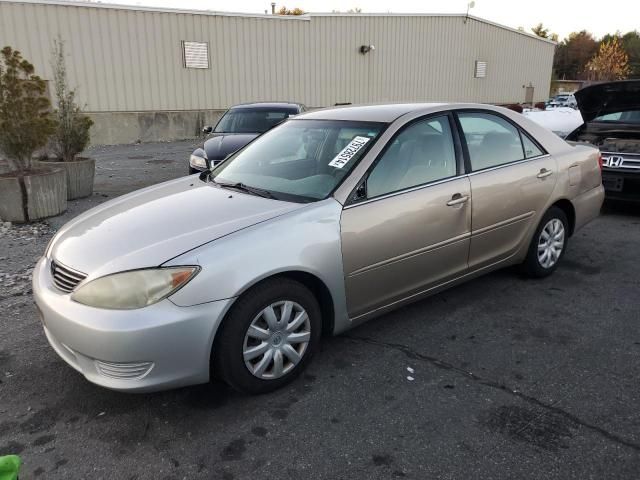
[33,257,234,392]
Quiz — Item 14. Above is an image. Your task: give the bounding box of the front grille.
[602,151,640,170]
[51,260,87,293]
[95,360,154,380]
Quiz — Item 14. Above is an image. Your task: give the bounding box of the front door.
[456,111,557,270]
[340,115,472,319]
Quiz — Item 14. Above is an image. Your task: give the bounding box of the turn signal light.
[171,270,193,288]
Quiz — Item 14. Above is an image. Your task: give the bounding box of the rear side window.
[458,112,525,170]
[367,115,456,198]
[522,134,544,158]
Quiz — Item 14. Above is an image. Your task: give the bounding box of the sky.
[108,0,639,40]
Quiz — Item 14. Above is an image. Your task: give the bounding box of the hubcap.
[537,218,565,269]
[242,300,311,380]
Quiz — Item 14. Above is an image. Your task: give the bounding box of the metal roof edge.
[0,0,557,43]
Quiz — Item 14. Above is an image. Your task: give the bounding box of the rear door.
[456,111,557,270]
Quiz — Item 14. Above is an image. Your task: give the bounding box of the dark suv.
[566,81,640,202]
[189,102,306,174]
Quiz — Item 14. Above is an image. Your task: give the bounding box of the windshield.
[212,119,385,202]
[593,110,640,123]
[214,108,295,134]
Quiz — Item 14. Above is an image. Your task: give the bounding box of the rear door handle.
[537,168,553,179]
[447,193,469,206]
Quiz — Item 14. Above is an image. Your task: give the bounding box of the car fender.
[164,198,350,334]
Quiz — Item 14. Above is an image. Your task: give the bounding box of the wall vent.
[474,60,487,78]
[182,41,209,69]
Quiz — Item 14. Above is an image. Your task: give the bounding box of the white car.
[547,93,577,109]
[523,107,584,138]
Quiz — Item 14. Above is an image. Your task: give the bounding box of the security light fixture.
[464,1,475,24]
[360,45,375,55]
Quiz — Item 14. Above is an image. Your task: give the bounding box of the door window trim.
[343,108,552,209]
[464,153,551,177]
[343,174,468,209]
[453,109,549,174]
[345,111,464,206]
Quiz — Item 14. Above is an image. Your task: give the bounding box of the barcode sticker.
[328,136,371,169]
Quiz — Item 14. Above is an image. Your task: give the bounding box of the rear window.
[593,110,640,123]
[215,108,296,134]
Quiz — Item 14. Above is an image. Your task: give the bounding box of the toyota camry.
[34,103,604,394]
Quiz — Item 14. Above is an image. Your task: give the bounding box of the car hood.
[575,80,640,122]
[203,133,258,160]
[49,176,305,277]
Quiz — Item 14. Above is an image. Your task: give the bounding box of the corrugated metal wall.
[0,1,556,112]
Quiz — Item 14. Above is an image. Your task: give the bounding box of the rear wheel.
[213,278,321,394]
[522,206,569,278]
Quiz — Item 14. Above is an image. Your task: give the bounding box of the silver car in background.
[34,103,604,394]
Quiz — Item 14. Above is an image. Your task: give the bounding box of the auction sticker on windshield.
[328,136,371,169]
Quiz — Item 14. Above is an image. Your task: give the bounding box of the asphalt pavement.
[0,141,639,479]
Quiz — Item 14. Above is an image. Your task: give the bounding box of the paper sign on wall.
[328,136,371,169]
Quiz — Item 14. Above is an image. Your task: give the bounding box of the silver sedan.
[33,103,604,394]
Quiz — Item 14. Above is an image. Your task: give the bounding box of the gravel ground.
[1,141,639,479]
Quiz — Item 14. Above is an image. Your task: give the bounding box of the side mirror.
[351,181,367,203]
[203,126,213,134]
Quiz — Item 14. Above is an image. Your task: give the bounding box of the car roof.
[295,103,449,122]
[229,102,303,110]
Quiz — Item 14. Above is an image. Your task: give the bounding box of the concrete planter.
[0,168,67,223]
[37,157,95,200]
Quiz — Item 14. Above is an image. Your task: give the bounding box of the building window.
[182,41,209,69]
[474,60,487,78]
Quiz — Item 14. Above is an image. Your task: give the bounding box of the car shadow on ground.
[601,199,640,217]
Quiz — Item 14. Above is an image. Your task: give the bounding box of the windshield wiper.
[214,180,277,199]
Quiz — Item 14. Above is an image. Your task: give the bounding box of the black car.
[189,102,306,174]
[566,80,640,202]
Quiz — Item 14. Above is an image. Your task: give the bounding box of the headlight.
[71,267,199,310]
[189,154,207,169]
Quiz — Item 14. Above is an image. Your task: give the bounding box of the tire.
[521,206,569,278]
[213,278,322,394]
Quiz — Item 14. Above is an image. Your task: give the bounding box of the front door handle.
[447,193,469,207]
[537,168,553,179]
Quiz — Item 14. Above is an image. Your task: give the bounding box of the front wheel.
[521,206,569,278]
[213,278,321,394]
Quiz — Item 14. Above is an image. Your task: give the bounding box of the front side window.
[366,115,457,198]
[213,119,384,202]
[458,112,526,170]
[214,109,296,134]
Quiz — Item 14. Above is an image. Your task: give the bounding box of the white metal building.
[0,0,556,144]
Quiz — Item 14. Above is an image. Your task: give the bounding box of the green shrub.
[51,37,93,162]
[0,46,57,173]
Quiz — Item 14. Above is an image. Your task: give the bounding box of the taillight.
[598,153,603,171]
